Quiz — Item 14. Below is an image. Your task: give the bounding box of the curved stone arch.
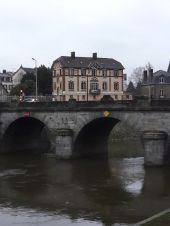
[72,111,147,158]
[73,113,121,157]
[1,113,50,138]
[1,114,51,154]
[74,111,141,141]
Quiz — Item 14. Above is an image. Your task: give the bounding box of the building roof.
[153,70,170,77]
[0,72,12,78]
[152,70,170,83]
[52,54,124,70]
[22,67,35,74]
[13,65,35,76]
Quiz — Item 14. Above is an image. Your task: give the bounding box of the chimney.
[2,70,6,74]
[71,51,75,58]
[149,68,153,83]
[143,70,147,83]
[92,52,97,59]
[167,61,170,73]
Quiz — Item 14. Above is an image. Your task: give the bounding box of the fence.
[0,95,55,103]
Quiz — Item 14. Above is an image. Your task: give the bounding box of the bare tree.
[129,62,153,87]
[145,62,153,70]
[128,66,145,87]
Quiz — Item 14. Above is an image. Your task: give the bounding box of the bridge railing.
[0,95,55,103]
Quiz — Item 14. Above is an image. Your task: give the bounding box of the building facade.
[0,70,13,93]
[52,52,125,101]
[13,65,35,87]
[141,63,170,99]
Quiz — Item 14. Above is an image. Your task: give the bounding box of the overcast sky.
[1,0,170,77]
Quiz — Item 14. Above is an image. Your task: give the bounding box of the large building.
[141,62,170,99]
[52,52,125,101]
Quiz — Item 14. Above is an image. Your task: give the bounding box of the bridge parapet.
[1,99,170,112]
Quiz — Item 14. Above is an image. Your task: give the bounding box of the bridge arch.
[73,117,120,157]
[1,116,51,154]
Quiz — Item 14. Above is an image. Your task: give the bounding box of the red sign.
[23,112,30,117]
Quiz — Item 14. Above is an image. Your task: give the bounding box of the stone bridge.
[0,100,170,166]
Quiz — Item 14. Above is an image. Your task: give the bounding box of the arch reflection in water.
[0,156,147,225]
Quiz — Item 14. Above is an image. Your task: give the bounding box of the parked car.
[22,98,38,102]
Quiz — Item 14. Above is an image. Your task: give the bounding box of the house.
[12,65,35,87]
[0,70,13,93]
[52,52,125,101]
[141,62,170,99]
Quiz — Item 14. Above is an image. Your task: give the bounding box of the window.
[114,71,118,76]
[53,82,56,90]
[102,82,107,91]
[159,77,164,83]
[81,81,86,90]
[68,81,74,91]
[114,82,119,91]
[115,95,118,100]
[70,95,73,99]
[81,69,86,76]
[90,82,99,90]
[82,95,85,100]
[92,69,96,76]
[70,69,74,76]
[75,69,78,75]
[126,95,129,99]
[102,69,107,77]
[160,89,164,97]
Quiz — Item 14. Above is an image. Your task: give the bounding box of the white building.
[52,52,125,101]
[12,65,35,87]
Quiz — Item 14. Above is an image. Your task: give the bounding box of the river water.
[0,153,170,226]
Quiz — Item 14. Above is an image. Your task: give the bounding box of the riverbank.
[137,209,170,226]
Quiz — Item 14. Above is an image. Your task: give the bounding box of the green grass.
[141,212,170,226]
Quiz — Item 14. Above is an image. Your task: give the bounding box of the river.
[0,151,170,226]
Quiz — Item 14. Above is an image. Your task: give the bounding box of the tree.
[126,81,136,93]
[128,67,145,87]
[129,62,153,87]
[10,72,36,96]
[135,81,142,96]
[10,66,52,96]
[10,84,26,96]
[37,65,52,95]
[21,72,35,84]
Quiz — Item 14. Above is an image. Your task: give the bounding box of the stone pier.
[50,128,73,159]
[142,131,167,166]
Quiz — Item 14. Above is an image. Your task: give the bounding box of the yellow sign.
[103,111,110,117]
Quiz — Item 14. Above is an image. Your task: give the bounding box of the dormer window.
[159,76,164,83]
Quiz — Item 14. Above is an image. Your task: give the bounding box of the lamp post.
[32,58,38,100]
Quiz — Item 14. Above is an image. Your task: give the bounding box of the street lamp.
[32,58,38,100]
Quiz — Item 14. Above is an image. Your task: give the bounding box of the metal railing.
[0,95,56,103]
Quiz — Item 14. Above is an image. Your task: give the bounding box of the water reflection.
[0,156,169,225]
